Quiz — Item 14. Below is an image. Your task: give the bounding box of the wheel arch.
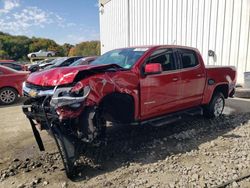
[213,84,229,99]
[98,92,135,124]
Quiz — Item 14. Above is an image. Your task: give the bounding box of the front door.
[140,48,181,120]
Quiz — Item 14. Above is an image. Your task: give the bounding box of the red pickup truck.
[22,45,236,177]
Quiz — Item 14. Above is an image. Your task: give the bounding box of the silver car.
[27,49,56,58]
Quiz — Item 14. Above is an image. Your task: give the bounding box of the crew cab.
[22,45,236,178]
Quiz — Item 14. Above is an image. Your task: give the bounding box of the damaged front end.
[22,81,101,178]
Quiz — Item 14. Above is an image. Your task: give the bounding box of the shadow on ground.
[0,97,26,109]
[70,111,250,182]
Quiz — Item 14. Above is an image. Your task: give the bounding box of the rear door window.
[179,49,199,69]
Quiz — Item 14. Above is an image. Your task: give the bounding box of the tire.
[52,127,76,179]
[31,54,36,58]
[47,53,52,57]
[79,107,106,143]
[204,92,225,118]
[0,87,18,105]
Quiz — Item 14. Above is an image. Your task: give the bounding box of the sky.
[0,0,100,44]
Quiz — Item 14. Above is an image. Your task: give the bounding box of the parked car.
[27,50,56,58]
[28,58,56,72]
[0,65,29,104]
[0,60,26,71]
[22,45,236,178]
[69,56,99,67]
[44,56,83,70]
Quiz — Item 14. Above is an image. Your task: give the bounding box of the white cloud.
[0,1,100,44]
[0,0,19,13]
[0,6,69,34]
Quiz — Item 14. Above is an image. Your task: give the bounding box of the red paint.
[25,45,237,120]
[0,65,29,96]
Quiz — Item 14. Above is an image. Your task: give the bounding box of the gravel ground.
[0,98,250,188]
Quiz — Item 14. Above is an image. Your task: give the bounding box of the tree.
[0,50,9,59]
[62,43,74,56]
[70,41,101,56]
[0,31,101,60]
[68,47,76,56]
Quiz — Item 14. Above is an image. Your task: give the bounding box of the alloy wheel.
[0,89,16,104]
[214,97,224,117]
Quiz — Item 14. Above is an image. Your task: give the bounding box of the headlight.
[50,82,90,108]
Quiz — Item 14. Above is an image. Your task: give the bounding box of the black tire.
[0,87,18,105]
[31,54,36,58]
[203,92,225,118]
[79,107,106,143]
[53,129,76,179]
[47,53,52,57]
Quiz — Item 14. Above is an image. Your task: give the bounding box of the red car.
[22,45,236,177]
[0,65,29,104]
[0,60,27,71]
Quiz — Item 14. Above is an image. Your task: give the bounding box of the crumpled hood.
[27,64,117,86]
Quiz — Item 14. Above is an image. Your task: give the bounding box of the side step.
[139,107,203,127]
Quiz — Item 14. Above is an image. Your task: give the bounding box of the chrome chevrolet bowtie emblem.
[28,89,38,97]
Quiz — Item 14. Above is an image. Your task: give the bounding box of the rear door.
[178,49,206,109]
[140,48,181,120]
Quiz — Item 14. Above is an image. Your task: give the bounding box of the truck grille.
[26,82,55,91]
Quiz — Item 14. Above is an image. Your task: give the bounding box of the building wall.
[99,0,250,83]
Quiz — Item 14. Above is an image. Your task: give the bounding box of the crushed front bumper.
[22,97,58,151]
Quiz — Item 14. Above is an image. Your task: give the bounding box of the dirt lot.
[0,97,250,188]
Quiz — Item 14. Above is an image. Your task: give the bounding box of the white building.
[99,0,250,83]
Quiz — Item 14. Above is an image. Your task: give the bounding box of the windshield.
[51,57,68,66]
[70,58,86,67]
[91,48,148,69]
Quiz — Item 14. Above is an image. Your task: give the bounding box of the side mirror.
[144,63,162,75]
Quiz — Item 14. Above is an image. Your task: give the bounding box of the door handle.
[172,78,178,81]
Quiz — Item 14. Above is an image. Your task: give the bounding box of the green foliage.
[0,32,100,60]
[0,50,9,59]
[62,43,74,56]
[68,41,100,56]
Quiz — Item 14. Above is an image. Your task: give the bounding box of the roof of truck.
[117,45,200,52]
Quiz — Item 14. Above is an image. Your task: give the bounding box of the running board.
[135,107,203,127]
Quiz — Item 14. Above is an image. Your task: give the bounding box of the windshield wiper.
[107,64,126,71]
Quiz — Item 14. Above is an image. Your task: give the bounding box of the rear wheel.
[204,92,225,118]
[0,87,18,105]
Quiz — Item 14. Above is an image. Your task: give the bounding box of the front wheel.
[204,92,225,118]
[47,53,52,57]
[52,126,77,179]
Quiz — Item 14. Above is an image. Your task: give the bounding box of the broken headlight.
[50,82,90,108]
